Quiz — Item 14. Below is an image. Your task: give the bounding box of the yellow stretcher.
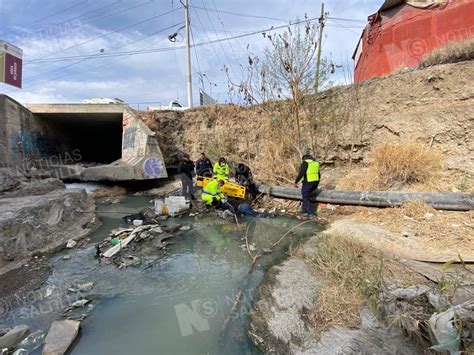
[196,176,246,199]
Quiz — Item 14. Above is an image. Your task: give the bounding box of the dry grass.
[421,38,474,67]
[307,233,423,335]
[350,201,474,255]
[338,141,445,190]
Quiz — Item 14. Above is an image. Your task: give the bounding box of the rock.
[66,240,77,249]
[0,167,26,193]
[0,188,98,261]
[1,178,64,199]
[0,325,29,350]
[179,225,191,231]
[424,212,434,219]
[0,328,11,337]
[139,207,156,222]
[248,259,321,353]
[150,226,163,234]
[42,320,80,355]
[163,225,181,233]
[118,255,141,268]
[62,255,70,260]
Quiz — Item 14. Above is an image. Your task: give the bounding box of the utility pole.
[314,2,325,94]
[184,0,193,108]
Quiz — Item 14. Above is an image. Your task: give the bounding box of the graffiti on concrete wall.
[122,125,137,150]
[9,130,58,158]
[143,157,164,177]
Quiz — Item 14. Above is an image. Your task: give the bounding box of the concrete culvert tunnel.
[37,113,124,165]
[0,98,169,181]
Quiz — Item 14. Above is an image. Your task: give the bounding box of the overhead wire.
[190,5,288,23]
[190,6,227,72]
[29,6,182,63]
[211,0,246,54]
[7,22,183,92]
[17,0,140,75]
[198,0,239,80]
[1,1,89,38]
[26,17,319,64]
[24,22,183,85]
[23,1,123,42]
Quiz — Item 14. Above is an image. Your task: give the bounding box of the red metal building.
[352,0,474,83]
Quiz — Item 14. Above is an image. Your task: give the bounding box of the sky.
[0,0,383,106]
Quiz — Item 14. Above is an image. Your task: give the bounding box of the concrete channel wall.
[0,94,167,181]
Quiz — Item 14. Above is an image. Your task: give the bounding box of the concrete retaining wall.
[0,95,168,181]
[0,95,63,167]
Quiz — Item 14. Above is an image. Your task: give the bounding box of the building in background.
[352,0,474,83]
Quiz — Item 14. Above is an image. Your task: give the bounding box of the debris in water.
[67,298,91,310]
[68,282,94,293]
[66,239,77,249]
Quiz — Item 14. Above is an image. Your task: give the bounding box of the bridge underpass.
[0,95,167,181]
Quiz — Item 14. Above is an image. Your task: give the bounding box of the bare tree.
[225,17,330,151]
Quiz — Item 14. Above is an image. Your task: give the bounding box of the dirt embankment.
[141,60,473,179]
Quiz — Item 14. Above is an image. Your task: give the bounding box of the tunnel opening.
[37,113,123,165]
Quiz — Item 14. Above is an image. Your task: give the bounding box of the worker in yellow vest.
[201,179,226,206]
[294,154,320,216]
[213,157,230,181]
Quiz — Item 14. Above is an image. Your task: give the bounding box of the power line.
[190,5,288,23]
[211,0,246,62]
[26,17,319,64]
[8,23,183,92]
[326,16,366,24]
[1,1,88,38]
[24,22,183,85]
[197,0,238,78]
[190,7,227,72]
[20,1,123,43]
[29,6,182,63]
[189,26,203,77]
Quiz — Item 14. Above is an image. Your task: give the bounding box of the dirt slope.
[141,60,473,179]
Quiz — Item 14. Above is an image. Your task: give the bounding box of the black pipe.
[258,185,474,211]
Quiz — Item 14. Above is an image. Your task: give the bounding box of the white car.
[82,98,125,104]
[147,100,188,111]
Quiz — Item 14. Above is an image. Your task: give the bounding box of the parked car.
[147,100,188,112]
[82,98,125,104]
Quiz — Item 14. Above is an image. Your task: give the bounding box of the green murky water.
[5,192,319,354]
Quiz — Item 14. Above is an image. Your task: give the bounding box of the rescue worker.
[201,179,226,207]
[177,153,195,202]
[195,152,213,177]
[213,157,229,181]
[294,154,320,216]
[235,162,258,199]
[226,198,276,218]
